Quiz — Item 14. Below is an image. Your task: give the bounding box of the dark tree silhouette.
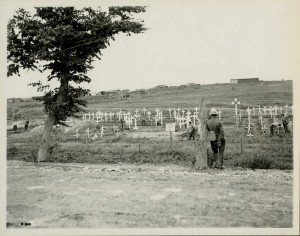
[7,6,147,161]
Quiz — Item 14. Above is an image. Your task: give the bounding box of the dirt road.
[7,160,293,228]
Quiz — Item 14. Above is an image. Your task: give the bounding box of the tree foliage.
[7,6,147,125]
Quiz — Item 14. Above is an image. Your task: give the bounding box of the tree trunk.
[37,77,69,162]
[194,99,208,170]
[37,113,56,162]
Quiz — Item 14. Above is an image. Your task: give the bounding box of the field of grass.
[7,80,293,169]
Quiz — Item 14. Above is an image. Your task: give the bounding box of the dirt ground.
[6,160,293,228]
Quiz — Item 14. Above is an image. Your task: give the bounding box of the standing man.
[188,121,195,140]
[24,118,29,131]
[206,108,226,169]
[281,113,289,133]
[120,118,124,131]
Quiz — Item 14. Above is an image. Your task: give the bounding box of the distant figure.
[232,86,235,91]
[120,118,124,131]
[24,119,29,131]
[13,125,17,132]
[188,121,195,140]
[141,118,146,126]
[270,122,279,137]
[184,120,187,129]
[281,114,289,133]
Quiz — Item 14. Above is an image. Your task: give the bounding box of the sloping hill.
[85,80,293,111]
[7,80,293,118]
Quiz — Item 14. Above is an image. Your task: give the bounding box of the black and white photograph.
[1,0,299,235]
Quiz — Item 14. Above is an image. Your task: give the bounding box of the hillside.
[85,80,293,111]
[7,80,293,119]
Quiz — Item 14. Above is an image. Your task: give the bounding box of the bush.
[228,152,292,170]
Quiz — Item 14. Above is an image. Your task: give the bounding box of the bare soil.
[7,160,293,228]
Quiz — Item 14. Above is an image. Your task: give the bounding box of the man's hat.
[209,108,218,115]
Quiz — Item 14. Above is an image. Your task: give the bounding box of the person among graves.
[24,118,29,131]
[269,121,279,137]
[281,113,290,133]
[206,108,225,169]
[120,118,124,131]
[184,120,188,129]
[141,118,146,126]
[188,121,196,140]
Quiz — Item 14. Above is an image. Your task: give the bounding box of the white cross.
[104,112,108,121]
[108,112,113,120]
[133,117,139,130]
[262,106,267,115]
[252,106,255,116]
[168,108,172,117]
[279,107,283,115]
[173,108,177,118]
[192,113,196,125]
[195,107,198,116]
[82,114,87,122]
[147,111,151,120]
[100,126,104,138]
[88,112,91,121]
[231,98,241,116]
[155,108,160,114]
[273,106,278,115]
[176,107,181,114]
[154,116,158,126]
[258,106,262,115]
[218,109,222,121]
[135,109,139,115]
[247,133,254,138]
[181,110,185,116]
[284,104,289,115]
[142,108,147,115]
[186,110,191,117]
[269,107,273,118]
[246,107,252,115]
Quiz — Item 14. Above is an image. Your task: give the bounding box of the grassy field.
[7,80,293,169]
[6,81,294,229]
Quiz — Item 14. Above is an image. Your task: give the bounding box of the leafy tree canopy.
[7,6,147,124]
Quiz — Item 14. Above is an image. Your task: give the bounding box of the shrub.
[228,152,292,170]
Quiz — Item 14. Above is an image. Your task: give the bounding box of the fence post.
[138,135,141,154]
[194,99,208,170]
[283,137,286,154]
[86,136,88,151]
[170,131,173,152]
[240,135,243,154]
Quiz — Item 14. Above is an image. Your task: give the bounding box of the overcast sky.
[1,0,300,98]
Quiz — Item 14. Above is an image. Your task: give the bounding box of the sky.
[1,0,300,98]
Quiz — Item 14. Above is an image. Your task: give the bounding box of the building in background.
[230,78,259,84]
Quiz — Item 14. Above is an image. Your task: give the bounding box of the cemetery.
[6,82,294,228]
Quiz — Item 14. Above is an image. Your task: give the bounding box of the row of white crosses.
[232,98,292,117]
[74,125,108,140]
[82,107,200,130]
[82,111,116,123]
